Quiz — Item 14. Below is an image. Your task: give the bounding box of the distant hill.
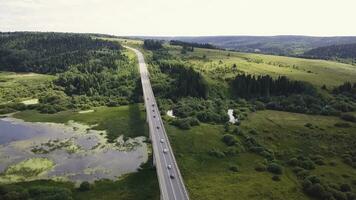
[303,43,356,60]
[134,35,356,56]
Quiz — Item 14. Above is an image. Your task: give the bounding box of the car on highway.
[170,174,175,179]
[160,139,164,143]
[153,115,156,118]
[157,126,160,129]
[152,103,155,107]
[167,164,172,169]
[163,148,168,153]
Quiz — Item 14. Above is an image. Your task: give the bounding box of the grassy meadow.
[0,72,55,104]
[166,46,356,87]
[166,110,356,200]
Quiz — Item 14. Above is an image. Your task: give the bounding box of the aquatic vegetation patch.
[0,158,54,183]
[0,118,148,183]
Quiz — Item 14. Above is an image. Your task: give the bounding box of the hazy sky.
[0,0,355,36]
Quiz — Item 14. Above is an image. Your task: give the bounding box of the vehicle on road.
[167,164,172,169]
[170,174,175,179]
[157,126,160,129]
[160,139,164,143]
[163,148,168,153]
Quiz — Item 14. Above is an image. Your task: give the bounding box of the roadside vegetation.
[142,39,356,200]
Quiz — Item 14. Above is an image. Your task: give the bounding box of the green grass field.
[0,72,55,104]
[166,46,356,87]
[166,110,356,200]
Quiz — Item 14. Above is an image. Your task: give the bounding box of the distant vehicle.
[152,103,155,107]
[163,148,168,153]
[152,110,155,112]
[170,174,175,179]
[157,126,160,129]
[160,139,164,143]
[167,164,172,169]
[153,115,156,118]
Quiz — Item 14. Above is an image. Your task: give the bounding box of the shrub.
[208,148,225,158]
[272,175,281,181]
[224,147,239,156]
[267,163,283,174]
[79,181,91,191]
[171,117,200,130]
[0,107,16,114]
[222,134,237,146]
[28,186,72,200]
[340,114,356,123]
[340,183,351,192]
[288,158,300,166]
[255,163,267,172]
[334,122,352,128]
[229,165,239,172]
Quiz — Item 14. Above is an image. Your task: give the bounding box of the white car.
[163,148,168,153]
[167,164,172,169]
[160,139,164,143]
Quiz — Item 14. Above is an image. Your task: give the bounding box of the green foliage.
[340,113,356,123]
[0,32,120,74]
[171,97,229,125]
[170,40,217,50]
[267,163,283,174]
[222,134,237,146]
[231,74,316,98]
[78,182,91,192]
[229,165,239,172]
[143,40,163,50]
[171,117,199,130]
[0,185,73,200]
[155,60,209,99]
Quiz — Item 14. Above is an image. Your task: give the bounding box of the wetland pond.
[0,117,148,184]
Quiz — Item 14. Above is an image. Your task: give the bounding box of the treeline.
[303,43,356,60]
[0,32,141,114]
[333,82,356,95]
[156,60,209,99]
[230,74,315,98]
[169,40,218,50]
[0,32,120,74]
[143,39,163,50]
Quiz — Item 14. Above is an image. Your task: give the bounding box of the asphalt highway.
[125,46,190,200]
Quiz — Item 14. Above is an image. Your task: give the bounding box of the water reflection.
[0,118,148,183]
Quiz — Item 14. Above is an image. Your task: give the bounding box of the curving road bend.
[125,46,190,200]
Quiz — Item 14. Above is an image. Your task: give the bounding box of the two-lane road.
[125,46,189,200]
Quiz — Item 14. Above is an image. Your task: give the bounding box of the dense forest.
[169,40,217,50]
[304,43,356,60]
[230,74,315,98]
[0,32,120,73]
[0,32,140,114]
[143,39,163,50]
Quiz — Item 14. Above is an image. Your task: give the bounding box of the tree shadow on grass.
[128,104,148,138]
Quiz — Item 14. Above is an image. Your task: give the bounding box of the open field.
[166,110,356,200]
[166,46,356,87]
[0,72,55,104]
